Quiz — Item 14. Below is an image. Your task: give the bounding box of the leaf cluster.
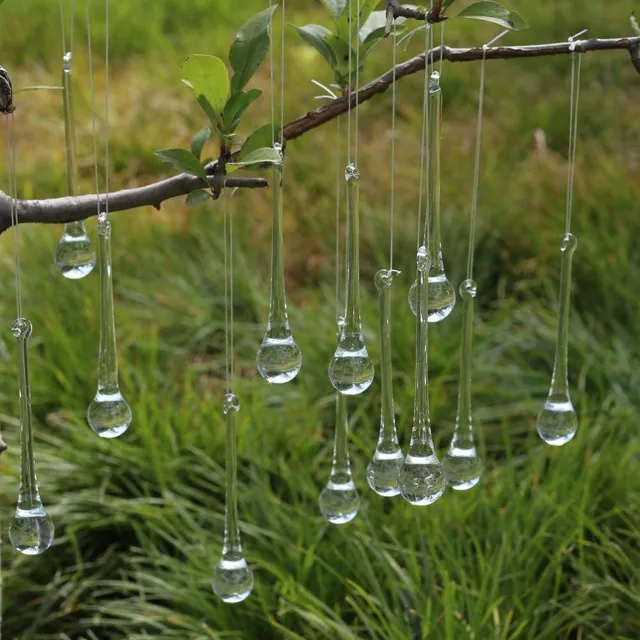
[154,7,283,199]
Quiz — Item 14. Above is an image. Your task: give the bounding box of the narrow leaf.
[186,189,211,206]
[227,146,283,173]
[239,124,281,159]
[181,55,230,116]
[154,148,208,181]
[320,0,347,22]
[455,1,528,31]
[291,24,337,69]
[229,6,278,94]
[221,89,263,134]
[190,127,211,160]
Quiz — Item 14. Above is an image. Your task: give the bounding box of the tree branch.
[0,172,266,233]
[4,35,639,233]
[284,36,640,141]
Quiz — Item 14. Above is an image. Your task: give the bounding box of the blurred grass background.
[0,0,639,638]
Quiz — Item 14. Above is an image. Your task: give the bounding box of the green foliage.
[239,123,280,159]
[455,1,528,31]
[153,148,208,180]
[227,146,283,173]
[190,126,211,161]
[221,88,263,134]
[181,54,230,121]
[229,5,278,94]
[185,188,211,205]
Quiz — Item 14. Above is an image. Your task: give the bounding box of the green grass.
[0,0,639,638]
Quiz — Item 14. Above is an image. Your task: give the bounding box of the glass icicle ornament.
[9,319,55,555]
[409,71,455,322]
[366,270,403,496]
[328,164,374,395]
[319,386,360,524]
[536,233,579,445]
[256,144,302,383]
[212,393,254,603]
[398,246,445,506]
[87,212,132,438]
[537,40,584,447]
[55,52,96,279]
[443,280,483,489]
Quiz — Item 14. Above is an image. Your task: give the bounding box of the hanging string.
[466,47,487,281]
[335,116,341,323]
[354,0,361,167]
[466,31,509,281]
[223,187,234,393]
[59,0,76,55]
[346,0,353,165]
[6,116,22,320]
[280,0,286,140]
[388,27,397,271]
[104,0,110,218]
[438,21,445,76]
[86,0,101,217]
[415,2,432,250]
[268,0,275,145]
[565,31,585,235]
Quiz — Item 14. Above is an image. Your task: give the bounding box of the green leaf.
[442,0,457,10]
[196,95,220,129]
[221,89,263,134]
[455,1,528,30]
[291,24,337,69]
[181,55,230,117]
[320,0,347,22]
[190,127,211,160]
[14,85,63,94]
[359,10,407,58]
[227,146,283,173]
[154,148,208,181]
[632,12,640,37]
[336,0,379,42]
[229,6,278,94]
[186,189,211,206]
[239,124,281,159]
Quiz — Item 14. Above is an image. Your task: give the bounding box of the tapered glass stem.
[212,393,253,603]
[319,392,360,524]
[412,257,433,451]
[537,233,579,446]
[425,73,442,261]
[367,270,403,497]
[222,395,241,556]
[268,160,288,330]
[9,319,54,555]
[344,164,361,333]
[256,148,302,384]
[398,247,445,506]
[87,213,131,438]
[443,280,483,489]
[63,53,79,199]
[409,71,455,321]
[56,52,95,279]
[96,215,119,395]
[13,319,40,510]
[550,235,577,397]
[454,282,475,445]
[328,165,374,395]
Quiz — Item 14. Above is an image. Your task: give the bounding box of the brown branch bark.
[3,35,639,234]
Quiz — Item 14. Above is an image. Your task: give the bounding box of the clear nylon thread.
[104,0,110,217]
[565,44,583,235]
[466,47,487,281]
[389,26,397,271]
[86,0,101,216]
[335,116,341,323]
